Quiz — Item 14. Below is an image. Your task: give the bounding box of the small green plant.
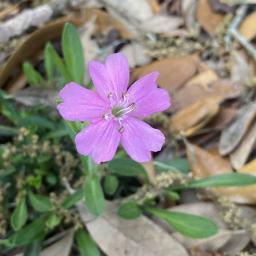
[1,23,256,255]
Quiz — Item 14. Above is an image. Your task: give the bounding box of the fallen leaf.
[82,8,132,39]
[187,144,256,204]
[230,51,254,84]
[170,96,221,137]
[219,102,256,156]
[239,11,256,40]
[0,3,19,21]
[0,15,82,90]
[41,230,74,256]
[101,0,153,23]
[78,202,189,256]
[132,55,200,93]
[186,143,232,178]
[146,0,161,14]
[140,14,183,34]
[208,107,237,131]
[230,121,256,169]
[181,0,197,30]
[196,0,225,36]
[220,229,250,255]
[121,43,151,68]
[174,77,241,111]
[239,159,256,174]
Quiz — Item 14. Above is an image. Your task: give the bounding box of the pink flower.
[57,53,171,164]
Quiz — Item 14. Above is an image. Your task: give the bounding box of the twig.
[231,29,256,62]
[225,5,248,49]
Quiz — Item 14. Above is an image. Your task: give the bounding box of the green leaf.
[20,115,55,129]
[62,23,85,84]
[154,158,190,174]
[23,62,44,87]
[81,156,97,176]
[84,175,105,216]
[11,197,28,231]
[75,229,100,256]
[29,192,53,212]
[9,216,46,247]
[187,173,256,188]
[0,125,18,136]
[45,42,71,83]
[108,158,146,176]
[62,188,84,209]
[146,207,218,239]
[118,202,142,220]
[23,240,41,256]
[164,190,180,201]
[44,43,55,81]
[103,174,119,195]
[46,213,61,230]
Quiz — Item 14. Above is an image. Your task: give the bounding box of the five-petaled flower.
[57,53,171,164]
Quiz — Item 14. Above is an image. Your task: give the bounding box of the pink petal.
[121,117,165,162]
[105,53,129,99]
[57,82,108,123]
[128,72,171,118]
[88,53,129,101]
[75,120,121,164]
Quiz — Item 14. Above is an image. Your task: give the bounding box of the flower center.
[111,103,135,118]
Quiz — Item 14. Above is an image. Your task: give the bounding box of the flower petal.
[105,53,129,98]
[88,53,129,101]
[57,82,108,123]
[128,72,171,118]
[75,120,121,164]
[121,117,165,162]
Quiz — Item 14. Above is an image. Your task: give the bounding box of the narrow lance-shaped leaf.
[44,43,55,81]
[11,197,28,231]
[146,207,218,239]
[23,62,44,87]
[75,229,100,256]
[62,23,85,84]
[28,191,53,212]
[45,42,71,83]
[84,175,105,216]
[187,173,256,188]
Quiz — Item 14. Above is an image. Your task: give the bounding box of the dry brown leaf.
[146,0,161,14]
[239,159,256,174]
[230,121,256,170]
[0,3,19,21]
[186,143,232,178]
[140,15,183,34]
[41,230,74,256]
[219,103,256,156]
[82,8,132,39]
[0,15,82,90]
[196,0,225,36]
[208,107,237,131]
[174,78,241,111]
[101,0,153,23]
[170,96,221,137]
[121,43,151,68]
[239,11,256,40]
[132,55,200,93]
[78,202,189,256]
[186,143,256,204]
